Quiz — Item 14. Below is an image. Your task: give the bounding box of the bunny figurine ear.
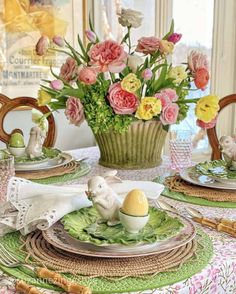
[102,170,122,183]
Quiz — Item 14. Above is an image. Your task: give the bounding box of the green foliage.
[80,81,134,133]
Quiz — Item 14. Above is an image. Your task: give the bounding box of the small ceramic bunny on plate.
[219,135,236,170]
[85,171,122,226]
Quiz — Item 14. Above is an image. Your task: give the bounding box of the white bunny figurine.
[25,126,46,159]
[86,171,122,226]
[219,135,236,162]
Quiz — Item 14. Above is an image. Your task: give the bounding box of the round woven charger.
[165,175,236,202]
[24,231,197,278]
[16,160,79,180]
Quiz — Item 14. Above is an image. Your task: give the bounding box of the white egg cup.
[119,210,149,234]
[8,146,26,157]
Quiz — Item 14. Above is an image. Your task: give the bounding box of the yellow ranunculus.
[135,97,162,120]
[121,73,141,93]
[159,40,174,54]
[168,66,187,84]
[195,95,219,123]
[38,90,52,106]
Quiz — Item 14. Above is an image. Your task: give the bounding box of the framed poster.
[0,0,85,99]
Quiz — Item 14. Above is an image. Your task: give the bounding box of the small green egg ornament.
[9,132,25,148]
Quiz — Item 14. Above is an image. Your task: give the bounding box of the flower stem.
[178,98,199,104]
[127,26,132,54]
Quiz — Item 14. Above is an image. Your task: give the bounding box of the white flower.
[127,54,143,72]
[118,8,143,28]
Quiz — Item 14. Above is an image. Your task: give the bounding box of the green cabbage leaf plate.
[61,207,184,246]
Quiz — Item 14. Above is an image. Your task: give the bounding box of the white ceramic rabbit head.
[86,176,109,200]
[219,136,235,152]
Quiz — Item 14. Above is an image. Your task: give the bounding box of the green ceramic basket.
[94,120,167,169]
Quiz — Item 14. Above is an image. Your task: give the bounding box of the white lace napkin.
[0,175,164,236]
[0,177,91,235]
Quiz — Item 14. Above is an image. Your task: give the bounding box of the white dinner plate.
[180,167,236,190]
[42,211,196,258]
[15,153,73,171]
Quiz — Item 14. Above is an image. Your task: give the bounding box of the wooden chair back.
[0,94,56,147]
[207,94,236,160]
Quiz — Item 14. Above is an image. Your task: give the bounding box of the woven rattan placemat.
[154,177,236,208]
[0,229,213,293]
[16,160,80,180]
[24,231,196,277]
[165,176,236,202]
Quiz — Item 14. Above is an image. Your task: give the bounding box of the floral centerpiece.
[36,8,219,169]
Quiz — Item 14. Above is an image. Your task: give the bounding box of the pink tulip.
[196,116,217,129]
[85,30,97,43]
[52,36,65,47]
[167,33,182,44]
[142,68,153,80]
[50,80,64,90]
[35,35,49,56]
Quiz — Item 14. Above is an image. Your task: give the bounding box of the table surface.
[1,146,236,294]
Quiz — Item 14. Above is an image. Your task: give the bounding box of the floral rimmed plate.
[15,152,73,171]
[43,210,195,258]
[180,166,236,190]
[195,160,236,185]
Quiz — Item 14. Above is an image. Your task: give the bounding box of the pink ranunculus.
[59,57,80,82]
[50,79,64,90]
[108,82,139,114]
[88,40,127,73]
[35,35,49,56]
[160,88,178,102]
[65,97,85,127]
[52,35,65,47]
[78,67,97,85]
[160,103,179,125]
[196,116,217,129]
[135,36,160,55]
[188,50,209,74]
[85,30,97,43]
[167,33,182,44]
[155,93,171,110]
[194,67,209,90]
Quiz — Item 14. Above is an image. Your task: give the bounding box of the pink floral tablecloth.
[0,147,236,293]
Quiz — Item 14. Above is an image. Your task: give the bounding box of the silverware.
[185,207,236,238]
[156,199,178,213]
[0,243,91,294]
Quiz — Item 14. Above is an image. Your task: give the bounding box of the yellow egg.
[121,189,149,217]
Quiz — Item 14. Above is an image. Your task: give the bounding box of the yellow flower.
[168,66,187,84]
[38,90,52,106]
[121,73,141,93]
[159,40,174,54]
[135,97,162,120]
[195,95,219,123]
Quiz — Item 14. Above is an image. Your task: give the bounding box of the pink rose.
[160,103,179,125]
[194,68,209,90]
[88,40,127,73]
[52,36,65,47]
[35,35,49,56]
[196,116,217,129]
[59,57,80,82]
[65,97,85,126]
[155,93,171,110]
[78,67,97,84]
[108,82,139,114]
[85,30,97,43]
[50,79,64,90]
[188,50,209,74]
[167,33,182,44]
[135,37,160,54]
[155,89,178,110]
[160,88,178,102]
